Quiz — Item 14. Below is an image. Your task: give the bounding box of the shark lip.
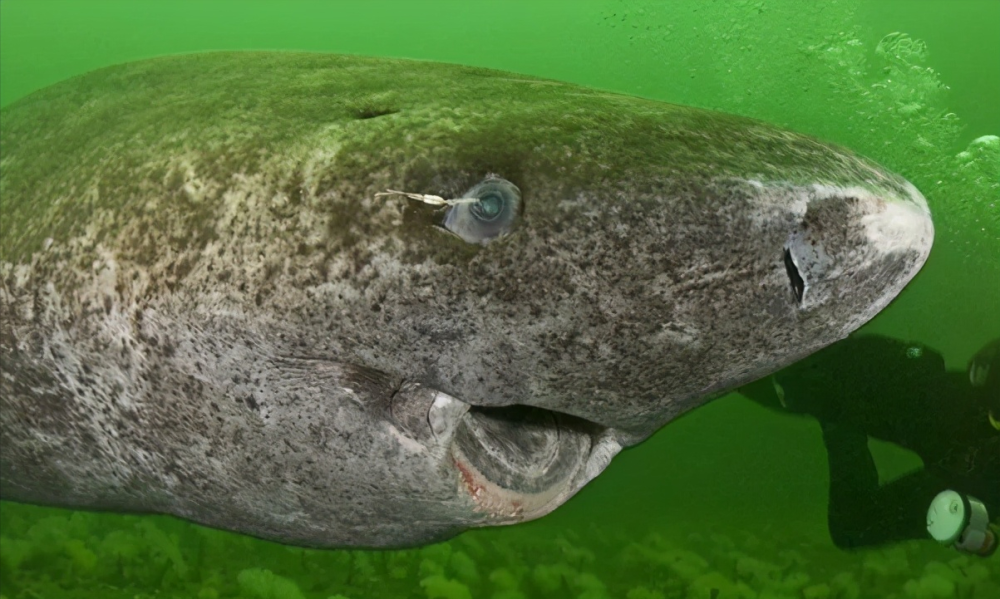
[446,403,621,523]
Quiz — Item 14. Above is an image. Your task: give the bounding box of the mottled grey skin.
[0,52,932,548]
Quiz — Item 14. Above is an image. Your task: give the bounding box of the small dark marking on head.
[242,394,259,412]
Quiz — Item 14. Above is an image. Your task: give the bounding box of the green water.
[0,1,997,598]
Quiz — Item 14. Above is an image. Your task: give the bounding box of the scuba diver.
[739,335,999,556]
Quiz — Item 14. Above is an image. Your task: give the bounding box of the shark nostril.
[783,247,805,305]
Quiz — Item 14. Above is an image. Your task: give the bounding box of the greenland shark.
[0,52,932,548]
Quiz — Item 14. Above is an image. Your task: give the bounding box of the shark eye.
[443,176,521,244]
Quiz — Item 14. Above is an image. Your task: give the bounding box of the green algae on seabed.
[1,0,999,598]
[2,503,1000,598]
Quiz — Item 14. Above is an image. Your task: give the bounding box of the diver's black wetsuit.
[740,335,999,550]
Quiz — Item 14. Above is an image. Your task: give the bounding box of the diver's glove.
[927,490,997,557]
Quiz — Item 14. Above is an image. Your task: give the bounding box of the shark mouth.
[442,398,621,523]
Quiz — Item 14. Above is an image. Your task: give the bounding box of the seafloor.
[2,501,999,599]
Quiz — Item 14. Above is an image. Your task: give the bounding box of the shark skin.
[0,53,932,547]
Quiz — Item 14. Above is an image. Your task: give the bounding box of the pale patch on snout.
[862,191,935,255]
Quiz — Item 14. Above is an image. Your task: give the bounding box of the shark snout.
[780,179,933,329]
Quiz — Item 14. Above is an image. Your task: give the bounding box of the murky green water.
[1,1,997,598]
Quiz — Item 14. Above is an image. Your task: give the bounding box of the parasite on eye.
[376,176,521,245]
[373,189,479,208]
